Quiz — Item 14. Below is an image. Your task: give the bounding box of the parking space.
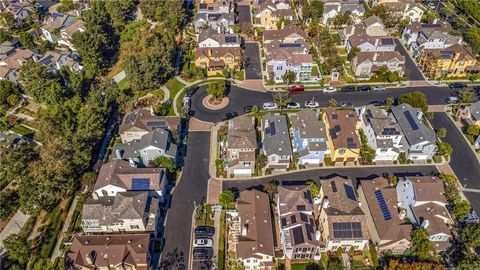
[191,205,222,270]
[244,42,263,80]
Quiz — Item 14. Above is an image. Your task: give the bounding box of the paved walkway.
[189,117,213,131]
[50,195,79,261]
[0,211,30,254]
[207,179,222,204]
[428,105,446,112]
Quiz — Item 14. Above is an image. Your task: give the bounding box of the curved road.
[190,84,458,123]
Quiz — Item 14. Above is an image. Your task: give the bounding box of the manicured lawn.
[165,78,186,98]
[117,79,130,90]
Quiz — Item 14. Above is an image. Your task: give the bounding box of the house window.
[277,66,282,71]
[339,148,346,155]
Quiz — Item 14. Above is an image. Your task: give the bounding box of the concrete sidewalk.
[50,195,79,262]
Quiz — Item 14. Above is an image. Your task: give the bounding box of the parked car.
[185,87,198,97]
[341,86,356,92]
[323,86,336,93]
[244,105,253,113]
[449,83,467,90]
[369,100,385,106]
[372,86,386,91]
[427,2,436,9]
[194,238,213,247]
[193,247,213,259]
[305,101,319,108]
[263,102,278,110]
[340,102,354,108]
[446,96,459,104]
[357,85,371,92]
[223,112,238,121]
[288,85,305,94]
[287,102,300,109]
[195,226,215,237]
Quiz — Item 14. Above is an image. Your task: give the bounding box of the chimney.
[242,224,248,236]
[421,219,430,229]
[115,149,123,159]
[85,251,95,265]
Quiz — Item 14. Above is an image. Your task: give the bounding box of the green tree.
[301,0,325,21]
[364,4,400,28]
[0,80,20,113]
[461,223,480,249]
[104,0,135,32]
[0,190,19,220]
[347,46,360,61]
[359,130,375,164]
[398,91,428,112]
[421,10,437,24]
[153,156,176,175]
[465,27,480,55]
[466,124,480,143]
[219,189,235,208]
[459,89,475,103]
[207,81,226,101]
[0,29,12,43]
[272,92,291,112]
[57,0,75,12]
[263,182,278,201]
[18,31,34,49]
[437,141,453,157]
[20,61,63,104]
[436,127,447,138]
[328,98,337,107]
[440,173,461,203]
[387,71,399,82]
[408,228,434,261]
[256,154,267,170]
[139,0,185,31]
[0,12,14,29]
[3,234,30,266]
[452,200,471,221]
[282,70,296,86]
[456,252,480,270]
[306,180,320,197]
[385,97,395,108]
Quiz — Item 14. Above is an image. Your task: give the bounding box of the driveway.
[394,38,425,81]
[244,42,263,80]
[429,112,480,212]
[159,132,211,270]
[237,4,251,25]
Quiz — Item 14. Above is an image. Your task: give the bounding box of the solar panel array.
[131,178,150,190]
[146,120,167,130]
[332,222,362,238]
[382,127,400,135]
[225,36,237,43]
[265,121,276,136]
[330,128,337,139]
[279,43,302,48]
[40,55,54,66]
[381,38,394,45]
[374,190,392,220]
[344,184,356,201]
[292,226,305,244]
[403,111,419,130]
[346,137,357,148]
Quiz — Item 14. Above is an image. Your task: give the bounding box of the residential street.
[244,42,263,80]
[236,4,251,25]
[394,39,425,81]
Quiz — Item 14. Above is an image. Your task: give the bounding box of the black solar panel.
[291,215,297,224]
[381,38,394,45]
[332,222,362,239]
[300,213,308,222]
[344,184,356,201]
[131,178,150,190]
[146,121,167,130]
[279,43,302,48]
[306,223,313,241]
[225,36,237,43]
[403,111,419,130]
[331,181,337,192]
[269,122,276,136]
[40,55,54,65]
[297,205,306,211]
[382,127,400,135]
[375,190,392,221]
[292,227,305,244]
[347,137,357,148]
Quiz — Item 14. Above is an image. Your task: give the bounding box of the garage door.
[234,169,252,176]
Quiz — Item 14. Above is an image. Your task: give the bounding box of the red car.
[288,85,305,94]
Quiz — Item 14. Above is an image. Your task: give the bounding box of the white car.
[194,238,213,247]
[305,101,319,108]
[263,102,278,110]
[372,86,386,91]
[446,96,459,104]
[427,2,436,9]
[287,102,300,109]
[323,86,336,93]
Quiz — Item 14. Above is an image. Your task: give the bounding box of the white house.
[197,28,240,48]
[322,3,365,25]
[347,34,396,53]
[41,13,76,43]
[401,22,462,56]
[352,51,405,77]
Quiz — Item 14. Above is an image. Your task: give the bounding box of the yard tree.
[0,12,14,29]
[3,234,30,266]
[0,190,19,220]
[459,89,475,103]
[154,156,176,175]
[466,124,480,143]
[387,71,399,82]
[440,173,461,203]
[0,80,19,113]
[461,223,480,249]
[328,98,337,107]
[18,31,34,49]
[0,29,12,43]
[20,60,64,104]
[282,70,296,86]
[465,27,480,55]
[347,46,360,61]
[272,92,291,112]
[398,91,428,112]
[0,142,38,187]
[421,9,436,24]
[104,0,135,32]
[436,127,447,138]
[437,141,453,157]
[452,200,471,221]
[365,4,400,28]
[263,181,278,200]
[456,253,480,270]
[409,227,434,261]
[256,154,267,170]
[219,189,235,208]
[207,80,226,101]
[301,0,325,21]
[139,0,185,31]
[306,180,320,197]
[385,97,395,108]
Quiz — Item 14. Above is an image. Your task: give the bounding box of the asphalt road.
[244,42,263,80]
[394,39,425,81]
[237,4,251,25]
[190,84,456,123]
[159,132,211,270]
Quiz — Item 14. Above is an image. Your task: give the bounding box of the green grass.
[165,78,186,98]
[11,124,35,137]
[291,263,309,270]
[194,204,214,227]
[117,78,130,90]
[218,211,226,270]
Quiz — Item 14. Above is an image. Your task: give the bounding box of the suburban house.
[111,128,178,167]
[319,177,370,252]
[456,102,480,126]
[357,106,404,161]
[323,2,365,25]
[289,109,328,165]
[352,51,405,77]
[347,34,396,53]
[381,0,424,22]
[196,0,233,14]
[390,104,437,161]
[263,24,307,44]
[3,1,34,27]
[359,177,411,254]
[261,114,292,172]
[231,190,275,269]
[225,115,257,177]
[396,176,453,251]
[323,107,361,164]
[57,19,86,51]
[38,50,83,73]
[276,186,320,261]
[197,28,241,48]
[0,48,36,83]
[81,191,159,235]
[67,234,151,270]
[253,0,294,30]
[119,108,181,143]
[193,12,235,34]
[93,160,167,200]
[41,13,76,43]
[362,16,388,37]
[419,43,479,78]
[194,47,242,76]
[402,22,462,56]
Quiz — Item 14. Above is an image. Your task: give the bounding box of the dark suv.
[341,86,356,92]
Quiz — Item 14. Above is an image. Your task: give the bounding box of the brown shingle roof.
[290,109,327,139]
[236,190,275,259]
[263,23,307,42]
[277,186,314,215]
[325,107,361,150]
[119,108,181,134]
[68,234,150,269]
[406,176,446,202]
[194,47,241,59]
[227,115,257,149]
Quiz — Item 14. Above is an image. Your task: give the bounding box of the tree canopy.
[398,91,429,112]
[408,228,434,261]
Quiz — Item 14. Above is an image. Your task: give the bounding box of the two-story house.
[0,48,36,83]
[323,3,365,25]
[402,22,462,56]
[93,160,167,201]
[38,50,83,73]
[263,23,307,44]
[456,101,480,126]
[225,115,257,177]
[277,186,320,261]
[3,1,34,28]
[253,0,294,30]
[41,13,76,43]
[119,108,181,143]
[352,51,405,77]
[81,191,159,235]
[57,19,86,51]
[390,104,437,160]
[357,106,404,161]
[318,176,371,251]
[111,128,178,167]
[194,47,242,76]
[68,234,151,270]
[194,12,235,34]
[419,43,479,78]
[233,190,275,269]
[347,34,396,53]
[324,107,361,164]
[358,177,411,254]
[380,0,423,23]
[261,114,292,172]
[289,109,328,165]
[197,28,241,48]
[396,176,453,251]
